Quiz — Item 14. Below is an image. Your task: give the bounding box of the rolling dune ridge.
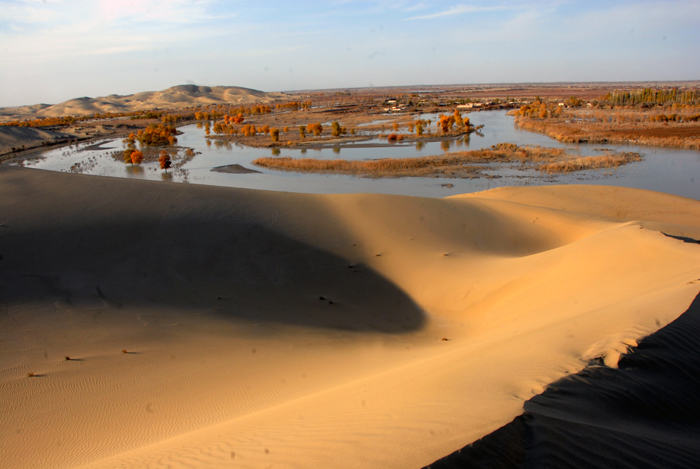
[0,85,284,121]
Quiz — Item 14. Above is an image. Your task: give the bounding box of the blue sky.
[1,0,699,107]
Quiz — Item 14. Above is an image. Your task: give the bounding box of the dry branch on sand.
[253,143,642,178]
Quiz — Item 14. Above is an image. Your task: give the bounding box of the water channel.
[13,110,700,200]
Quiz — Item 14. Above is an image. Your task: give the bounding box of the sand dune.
[427,292,700,468]
[0,165,698,468]
[0,85,285,121]
[0,126,74,155]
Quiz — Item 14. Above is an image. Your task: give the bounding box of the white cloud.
[95,0,235,24]
[401,3,430,12]
[0,2,62,25]
[407,4,514,20]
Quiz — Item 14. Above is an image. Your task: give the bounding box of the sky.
[0,0,699,107]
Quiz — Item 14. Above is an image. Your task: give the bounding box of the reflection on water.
[13,110,700,200]
[125,164,145,176]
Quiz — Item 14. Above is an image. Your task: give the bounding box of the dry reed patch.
[253,143,641,178]
[515,115,700,150]
[538,153,642,174]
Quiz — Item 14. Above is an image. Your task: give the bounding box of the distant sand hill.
[0,85,286,121]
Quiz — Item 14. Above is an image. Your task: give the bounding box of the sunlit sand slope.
[426,292,700,469]
[0,166,698,468]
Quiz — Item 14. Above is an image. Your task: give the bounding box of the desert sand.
[1,165,699,468]
[429,292,700,467]
[0,85,284,122]
[0,126,75,155]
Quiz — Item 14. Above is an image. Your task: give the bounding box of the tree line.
[603,88,699,106]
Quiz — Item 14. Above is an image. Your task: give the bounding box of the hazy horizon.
[1,0,699,107]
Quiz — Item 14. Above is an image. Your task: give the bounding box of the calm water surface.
[15,110,700,199]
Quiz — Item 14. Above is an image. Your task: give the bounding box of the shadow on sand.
[0,165,425,333]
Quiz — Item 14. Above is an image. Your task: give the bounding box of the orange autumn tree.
[130,150,144,164]
[136,124,177,146]
[331,121,346,137]
[439,114,455,134]
[242,124,257,137]
[306,123,323,136]
[122,133,137,163]
[158,150,171,170]
[453,110,463,128]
